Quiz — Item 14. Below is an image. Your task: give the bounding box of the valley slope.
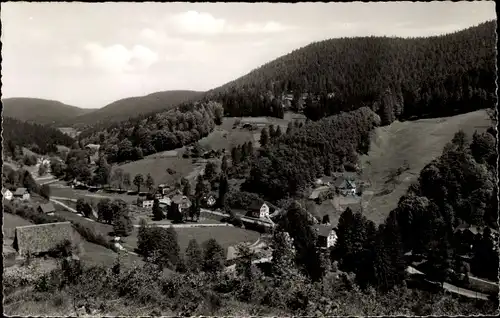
[360,109,492,224]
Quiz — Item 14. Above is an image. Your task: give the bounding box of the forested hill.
[71,90,204,127]
[2,117,75,155]
[1,98,92,126]
[205,20,496,124]
[79,101,224,164]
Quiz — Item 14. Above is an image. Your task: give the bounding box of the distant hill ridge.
[2,90,203,128]
[1,98,92,126]
[71,90,204,127]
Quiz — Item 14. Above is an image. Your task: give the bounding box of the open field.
[112,157,200,188]
[3,212,33,239]
[361,109,492,224]
[49,181,140,204]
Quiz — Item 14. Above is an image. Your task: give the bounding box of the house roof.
[14,188,29,196]
[313,224,335,237]
[2,188,12,195]
[309,185,330,199]
[85,143,100,150]
[14,222,81,256]
[171,195,192,209]
[38,202,56,213]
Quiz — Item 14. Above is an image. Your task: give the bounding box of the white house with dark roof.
[313,224,337,248]
[2,188,13,201]
[13,188,30,201]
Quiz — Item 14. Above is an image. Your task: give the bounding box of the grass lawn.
[360,109,491,224]
[112,157,199,188]
[49,181,139,204]
[3,212,33,239]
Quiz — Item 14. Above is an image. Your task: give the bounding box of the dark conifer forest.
[2,117,75,155]
[79,101,224,164]
[206,21,496,124]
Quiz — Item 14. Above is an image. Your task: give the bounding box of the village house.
[140,200,154,208]
[2,188,13,201]
[203,194,217,208]
[13,187,30,201]
[313,224,337,249]
[169,194,192,219]
[157,184,171,196]
[13,222,81,256]
[334,177,357,196]
[246,202,271,219]
[37,202,56,215]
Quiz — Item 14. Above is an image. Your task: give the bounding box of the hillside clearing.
[361,109,491,224]
[112,157,200,188]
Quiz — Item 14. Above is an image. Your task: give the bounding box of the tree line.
[242,107,380,201]
[78,101,224,164]
[206,21,496,125]
[3,117,75,156]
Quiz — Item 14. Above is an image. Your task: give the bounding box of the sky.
[1,1,496,109]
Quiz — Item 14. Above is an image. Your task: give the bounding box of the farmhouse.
[203,194,217,208]
[13,187,30,201]
[313,224,337,248]
[85,143,100,152]
[37,202,56,214]
[13,222,81,256]
[158,184,171,195]
[140,200,154,208]
[170,194,192,214]
[334,177,357,196]
[2,188,13,201]
[247,202,271,219]
[159,197,172,206]
[309,185,330,201]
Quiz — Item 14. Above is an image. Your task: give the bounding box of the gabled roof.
[14,188,29,196]
[14,222,81,256]
[38,202,56,213]
[171,195,192,209]
[313,224,335,237]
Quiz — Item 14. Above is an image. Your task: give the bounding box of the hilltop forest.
[208,21,496,124]
[2,117,75,156]
[79,101,224,164]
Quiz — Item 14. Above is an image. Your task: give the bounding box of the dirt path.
[133,223,235,228]
[406,266,490,300]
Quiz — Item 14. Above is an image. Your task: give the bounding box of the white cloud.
[58,54,84,68]
[169,11,226,35]
[228,21,293,34]
[84,43,159,73]
[167,11,293,36]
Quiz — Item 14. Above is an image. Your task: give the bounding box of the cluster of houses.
[308,175,359,204]
[2,187,30,202]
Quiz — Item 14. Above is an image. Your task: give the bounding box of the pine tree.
[259,127,269,147]
[202,238,225,274]
[185,239,203,273]
[145,173,155,193]
[218,174,229,208]
[152,199,164,220]
[221,155,229,173]
[133,174,144,192]
[183,181,192,196]
[274,126,283,139]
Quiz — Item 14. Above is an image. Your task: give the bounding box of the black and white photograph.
[1,1,498,316]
